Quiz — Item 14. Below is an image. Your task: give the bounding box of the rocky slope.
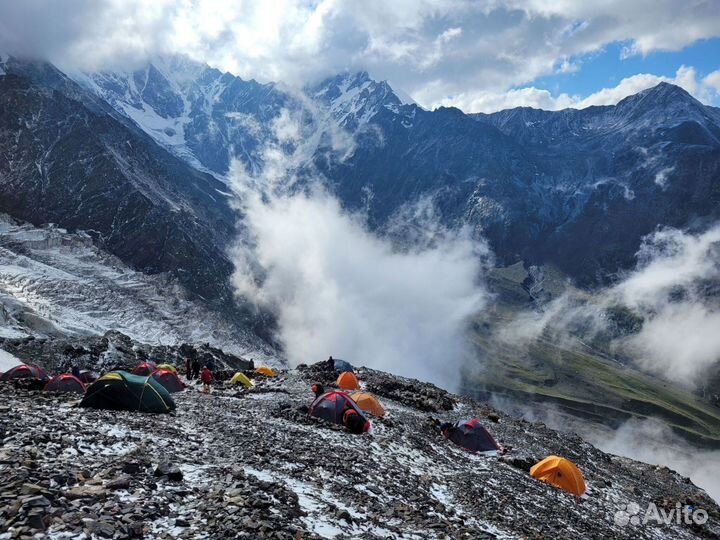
[0,331,255,377]
[1,360,718,539]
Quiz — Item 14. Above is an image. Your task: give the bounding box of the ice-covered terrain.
[0,215,271,358]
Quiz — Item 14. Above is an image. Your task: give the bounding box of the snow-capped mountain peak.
[72,55,294,177]
[308,70,413,130]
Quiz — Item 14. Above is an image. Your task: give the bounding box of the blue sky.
[533,38,720,100]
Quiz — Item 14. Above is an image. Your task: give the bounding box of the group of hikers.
[184,358,214,393]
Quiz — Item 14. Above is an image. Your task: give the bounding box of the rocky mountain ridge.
[7,53,719,295]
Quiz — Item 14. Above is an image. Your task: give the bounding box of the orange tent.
[530,456,586,496]
[336,371,359,391]
[350,392,385,417]
[255,366,277,377]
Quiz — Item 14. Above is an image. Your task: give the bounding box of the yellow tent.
[350,392,385,417]
[255,366,277,377]
[230,372,253,388]
[530,456,586,496]
[156,364,177,373]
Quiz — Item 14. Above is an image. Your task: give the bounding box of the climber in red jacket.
[200,366,214,393]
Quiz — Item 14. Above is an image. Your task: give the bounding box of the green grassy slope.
[462,263,720,448]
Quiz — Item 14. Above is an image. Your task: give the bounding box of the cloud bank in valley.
[614,225,720,386]
[498,224,720,389]
[229,110,489,388]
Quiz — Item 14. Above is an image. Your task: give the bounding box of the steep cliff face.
[74,55,295,176]
[0,58,238,306]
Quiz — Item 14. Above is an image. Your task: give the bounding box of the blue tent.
[333,358,354,372]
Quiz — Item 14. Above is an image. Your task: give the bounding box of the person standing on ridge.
[191,358,200,380]
[200,365,214,393]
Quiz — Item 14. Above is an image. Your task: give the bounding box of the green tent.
[80,371,175,414]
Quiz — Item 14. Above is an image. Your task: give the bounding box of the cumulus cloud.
[1,1,718,112]
[448,65,720,113]
[611,225,720,386]
[229,110,489,388]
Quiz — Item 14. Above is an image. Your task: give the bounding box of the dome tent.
[156,363,177,373]
[0,364,48,382]
[151,369,185,393]
[333,358,353,372]
[230,372,253,388]
[310,391,370,432]
[530,456,586,496]
[350,392,385,417]
[442,419,501,453]
[44,374,85,393]
[255,366,277,377]
[336,371,359,391]
[131,362,156,376]
[81,371,175,413]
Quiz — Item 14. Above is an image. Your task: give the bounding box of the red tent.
[131,362,156,376]
[151,369,185,393]
[44,374,85,393]
[310,391,370,432]
[443,418,501,453]
[0,364,49,382]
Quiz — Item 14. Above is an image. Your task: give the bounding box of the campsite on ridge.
[1,352,717,538]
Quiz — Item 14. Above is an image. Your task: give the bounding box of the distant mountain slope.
[74,59,720,286]
[0,56,239,307]
[465,263,720,449]
[467,83,720,282]
[73,55,295,176]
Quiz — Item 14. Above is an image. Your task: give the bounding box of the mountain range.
[67,56,720,287]
[1,53,719,442]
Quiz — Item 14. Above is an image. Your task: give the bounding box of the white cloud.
[498,224,720,389]
[0,1,718,113]
[452,65,720,113]
[229,109,489,389]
